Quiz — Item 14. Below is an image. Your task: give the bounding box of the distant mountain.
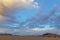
[0,33,13,36]
[42,33,60,37]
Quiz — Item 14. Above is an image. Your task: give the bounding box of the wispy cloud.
[0,26,60,35]
[0,28,12,33]
[25,25,55,32]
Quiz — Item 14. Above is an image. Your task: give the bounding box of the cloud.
[0,28,21,34]
[0,15,3,22]
[2,0,39,8]
[0,26,60,35]
[0,0,39,23]
[25,25,55,32]
[10,25,60,35]
[0,28,12,33]
[22,26,60,35]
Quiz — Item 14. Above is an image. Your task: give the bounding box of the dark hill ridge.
[0,33,13,36]
[42,33,60,37]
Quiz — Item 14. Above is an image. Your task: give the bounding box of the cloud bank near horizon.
[0,26,60,35]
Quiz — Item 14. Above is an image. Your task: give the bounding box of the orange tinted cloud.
[0,0,39,21]
[2,0,13,8]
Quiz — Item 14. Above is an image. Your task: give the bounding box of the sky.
[0,0,60,35]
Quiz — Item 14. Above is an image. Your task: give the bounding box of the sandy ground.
[0,36,60,40]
